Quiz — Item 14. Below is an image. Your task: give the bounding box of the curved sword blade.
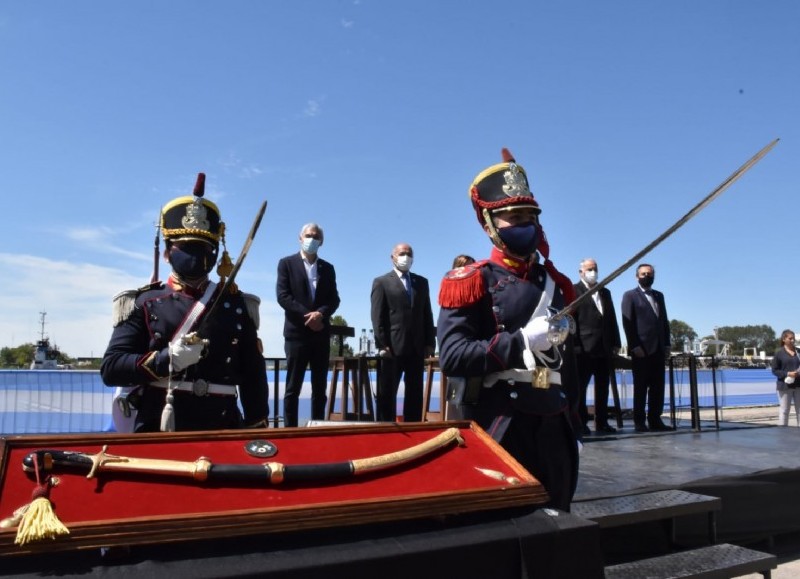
[199,200,268,329]
[554,138,779,321]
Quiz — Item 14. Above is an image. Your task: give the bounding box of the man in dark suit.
[277,223,340,427]
[371,243,436,422]
[621,263,672,432]
[573,258,622,435]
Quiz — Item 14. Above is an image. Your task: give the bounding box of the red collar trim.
[489,247,534,277]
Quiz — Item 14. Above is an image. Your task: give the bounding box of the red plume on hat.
[193,173,206,198]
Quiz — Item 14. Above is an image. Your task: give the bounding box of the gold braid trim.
[163,227,220,243]
[139,351,164,380]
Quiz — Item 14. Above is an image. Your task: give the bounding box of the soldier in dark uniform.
[101,173,269,432]
[437,149,580,511]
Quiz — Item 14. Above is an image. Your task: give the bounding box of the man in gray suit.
[371,243,436,422]
[621,263,672,432]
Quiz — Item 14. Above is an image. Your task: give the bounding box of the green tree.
[329,315,355,358]
[715,325,778,355]
[669,319,697,352]
[0,344,35,368]
[0,343,74,368]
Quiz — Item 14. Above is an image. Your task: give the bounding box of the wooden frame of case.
[0,421,547,556]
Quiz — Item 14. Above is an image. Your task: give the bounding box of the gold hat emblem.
[182,198,210,232]
[501,164,532,198]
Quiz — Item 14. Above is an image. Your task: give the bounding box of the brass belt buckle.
[193,378,210,396]
[532,367,550,389]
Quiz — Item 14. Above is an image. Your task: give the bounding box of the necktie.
[644,290,659,316]
[402,273,412,303]
[308,267,317,302]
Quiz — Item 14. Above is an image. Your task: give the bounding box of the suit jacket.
[621,286,670,356]
[371,270,436,358]
[276,253,340,340]
[572,281,621,358]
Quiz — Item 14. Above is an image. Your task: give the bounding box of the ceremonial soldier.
[101,174,269,432]
[437,149,580,511]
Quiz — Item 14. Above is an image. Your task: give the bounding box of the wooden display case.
[0,421,546,556]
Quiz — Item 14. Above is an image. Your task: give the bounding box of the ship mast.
[38,311,48,342]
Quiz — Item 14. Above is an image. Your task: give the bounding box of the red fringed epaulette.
[438,262,486,308]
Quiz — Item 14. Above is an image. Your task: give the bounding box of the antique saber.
[550,138,779,329]
[22,427,465,485]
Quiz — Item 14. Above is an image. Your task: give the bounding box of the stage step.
[572,489,721,544]
[604,543,776,578]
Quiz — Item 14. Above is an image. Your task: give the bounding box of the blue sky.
[0,1,796,358]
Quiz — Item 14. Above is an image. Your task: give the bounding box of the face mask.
[497,223,539,257]
[395,255,413,272]
[639,275,654,289]
[583,270,598,285]
[169,242,216,279]
[302,237,321,255]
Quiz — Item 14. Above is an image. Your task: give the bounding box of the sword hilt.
[546,307,575,346]
[23,449,94,473]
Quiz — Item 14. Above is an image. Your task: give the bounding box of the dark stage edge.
[575,418,800,559]
[0,507,603,579]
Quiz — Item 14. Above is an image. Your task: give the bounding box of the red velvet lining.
[0,427,530,529]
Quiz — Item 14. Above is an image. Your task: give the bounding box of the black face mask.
[497,223,539,257]
[639,275,654,289]
[168,242,217,279]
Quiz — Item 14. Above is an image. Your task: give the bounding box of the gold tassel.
[216,249,233,280]
[216,222,233,281]
[8,478,69,546]
[14,496,70,545]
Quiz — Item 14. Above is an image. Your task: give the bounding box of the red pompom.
[501,148,516,163]
[193,173,206,198]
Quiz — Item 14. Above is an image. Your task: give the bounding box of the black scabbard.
[205,462,355,483]
[283,462,354,481]
[207,464,273,482]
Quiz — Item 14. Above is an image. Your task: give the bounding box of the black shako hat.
[469,148,541,227]
[160,173,224,245]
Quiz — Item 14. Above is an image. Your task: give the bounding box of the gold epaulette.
[111,282,162,327]
[438,263,486,308]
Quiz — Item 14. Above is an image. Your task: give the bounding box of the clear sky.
[0,1,796,359]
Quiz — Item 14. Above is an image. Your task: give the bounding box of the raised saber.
[195,199,268,333]
[546,138,779,341]
[21,427,465,485]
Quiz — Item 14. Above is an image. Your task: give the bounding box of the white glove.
[786,375,795,385]
[519,316,552,353]
[168,335,206,372]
